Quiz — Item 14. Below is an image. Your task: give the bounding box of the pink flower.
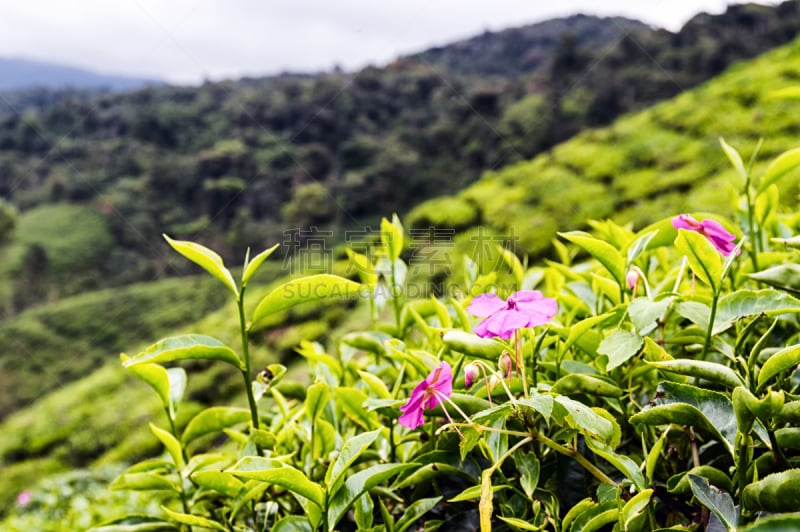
[16,490,31,507]
[672,214,738,256]
[398,362,453,429]
[467,290,557,340]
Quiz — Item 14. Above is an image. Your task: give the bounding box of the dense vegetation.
[5,4,800,530]
[4,3,800,317]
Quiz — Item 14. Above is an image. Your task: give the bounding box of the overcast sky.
[0,1,781,85]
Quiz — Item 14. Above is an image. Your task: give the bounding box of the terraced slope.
[409,36,800,257]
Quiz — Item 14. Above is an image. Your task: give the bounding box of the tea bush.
[84,140,800,531]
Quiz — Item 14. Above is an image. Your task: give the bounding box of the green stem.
[390,260,402,336]
[535,432,618,487]
[516,330,528,400]
[237,288,261,432]
[700,290,720,361]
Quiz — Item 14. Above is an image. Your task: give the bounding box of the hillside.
[4,4,800,318]
[409,33,800,258]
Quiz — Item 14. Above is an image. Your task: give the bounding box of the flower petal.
[508,290,544,303]
[467,293,507,317]
[475,308,530,340]
[429,362,452,398]
[515,297,558,321]
[398,407,425,429]
[672,214,699,231]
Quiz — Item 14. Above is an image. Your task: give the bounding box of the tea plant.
[95,141,800,531]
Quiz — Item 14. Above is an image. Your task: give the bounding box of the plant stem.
[700,290,720,361]
[237,288,260,432]
[535,432,618,487]
[516,330,528,400]
[390,260,402,335]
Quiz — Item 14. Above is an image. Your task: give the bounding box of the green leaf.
[674,229,722,293]
[123,334,243,371]
[688,475,737,531]
[242,243,280,287]
[305,382,330,421]
[110,472,178,492]
[554,396,615,444]
[630,382,737,455]
[497,244,524,288]
[759,146,800,193]
[91,515,179,531]
[181,407,252,445]
[771,235,800,249]
[394,496,442,532]
[120,356,171,415]
[335,386,381,430]
[166,368,186,421]
[742,469,800,513]
[516,394,554,422]
[758,344,800,390]
[551,374,623,397]
[251,274,361,329]
[647,359,744,389]
[585,438,646,491]
[163,234,238,299]
[497,516,542,531]
[629,297,672,335]
[740,514,800,531]
[394,463,474,490]
[559,231,626,287]
[714,289,800,334]
[621,489,653,531]
[354,493,374,531]
[625,230,658,264]
[448,482,509,502]
[327,463,415,530]
[160,506,227,532]
[150,423,184,470]
[228,458,324,509]
[271,516,314,532]
[719,137,748,186]
[597,330,643,371]
[514,452,540,498]
[325,428,381,496]
[381,215,404,262]
[441,330,505,359]
[191,471,244,498]
[748,265,800,296]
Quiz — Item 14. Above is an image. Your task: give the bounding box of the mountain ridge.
[0,56,162,92]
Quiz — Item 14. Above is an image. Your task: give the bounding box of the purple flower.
[398,362,453,429]
[467,290,558,340]
[672,214,738,256]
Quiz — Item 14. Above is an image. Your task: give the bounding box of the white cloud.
[0,0,779,84]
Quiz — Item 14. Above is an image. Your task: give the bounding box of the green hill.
[4,4,800,316]
[409,35,800,257]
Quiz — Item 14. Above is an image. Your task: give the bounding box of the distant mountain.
[404,14,648,77]
[0,57,161,92]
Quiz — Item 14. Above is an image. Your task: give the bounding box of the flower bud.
[488,374,501,391]
[463,362,480,388]
[499,351,513,378]
[626,266,643,292]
